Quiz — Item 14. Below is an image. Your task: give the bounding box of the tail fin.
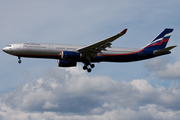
[143,28,174,50]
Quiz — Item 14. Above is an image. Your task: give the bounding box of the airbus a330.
[2,28,176,72]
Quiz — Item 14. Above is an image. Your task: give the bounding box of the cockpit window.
[7,45,11,47]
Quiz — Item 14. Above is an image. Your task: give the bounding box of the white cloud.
[157,61,180,79]
[145,57,168,71]
[145,58,180,80]
[130,79,154,93]
[0,67,180,119]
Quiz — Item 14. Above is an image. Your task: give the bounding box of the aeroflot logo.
[24,43,41,45]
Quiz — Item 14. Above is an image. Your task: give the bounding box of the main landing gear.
[82,55,95,73]
[18,56,22,64]
[83,62,95,73]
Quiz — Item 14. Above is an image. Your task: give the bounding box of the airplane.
[2,28,177,72]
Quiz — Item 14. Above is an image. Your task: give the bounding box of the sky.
[0,0,180,119]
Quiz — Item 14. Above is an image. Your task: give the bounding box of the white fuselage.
[3,43,140,61]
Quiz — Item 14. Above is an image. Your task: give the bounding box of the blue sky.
[0,0,180,119]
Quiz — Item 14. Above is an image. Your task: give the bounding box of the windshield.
[6,45,11,47]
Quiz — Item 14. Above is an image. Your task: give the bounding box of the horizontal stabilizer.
[153,45,177,55]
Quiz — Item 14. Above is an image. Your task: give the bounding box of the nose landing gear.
[18,57,21,64]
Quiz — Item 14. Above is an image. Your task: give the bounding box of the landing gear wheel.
[83,65,87,70]
[18,60,21,64]
[87,68,92,73]
[90,64,95,68]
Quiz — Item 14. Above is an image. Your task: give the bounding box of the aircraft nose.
[2,47,10,53]
[2,47,6,52]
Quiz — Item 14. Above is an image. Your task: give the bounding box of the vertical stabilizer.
[143,28,173,50]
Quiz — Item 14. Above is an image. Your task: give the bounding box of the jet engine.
[58,59,77,67]
[61,51,81,60]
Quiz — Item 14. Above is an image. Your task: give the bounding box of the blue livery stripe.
[152,28,173,42]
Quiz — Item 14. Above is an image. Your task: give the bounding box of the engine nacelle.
[58,59,77,67]
[61,51,81,60]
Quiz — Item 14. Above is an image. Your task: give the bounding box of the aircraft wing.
[77,28,127,57]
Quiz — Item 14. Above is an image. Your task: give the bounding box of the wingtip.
[120,28,128,34]
[172,45,177,48]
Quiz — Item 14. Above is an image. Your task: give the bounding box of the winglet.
[120,28,128,34]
